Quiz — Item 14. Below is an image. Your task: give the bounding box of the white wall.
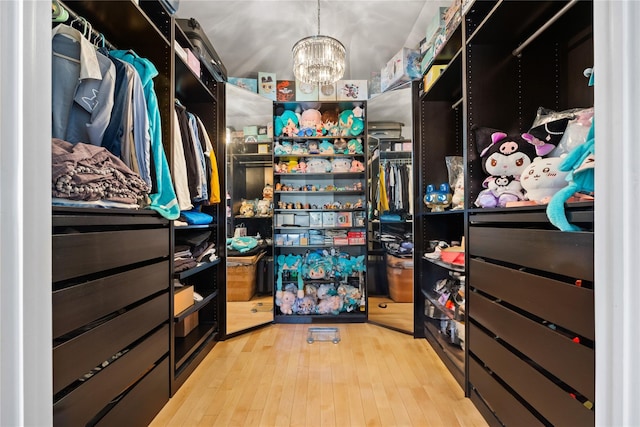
[0,1,52,426]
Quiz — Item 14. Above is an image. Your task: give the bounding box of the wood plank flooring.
[150,323,488,427]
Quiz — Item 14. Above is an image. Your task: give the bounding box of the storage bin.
[386,254,414,303]
[227,252,265,301]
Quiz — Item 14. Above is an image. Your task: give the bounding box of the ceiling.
[175,0,449,83]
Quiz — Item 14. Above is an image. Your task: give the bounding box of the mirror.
[366,85,414,334]
[225,83,274,335]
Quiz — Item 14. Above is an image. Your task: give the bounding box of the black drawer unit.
[468,206,594,426]
[52,207,171,426]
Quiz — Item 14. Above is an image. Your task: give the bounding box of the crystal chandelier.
[292,0,345,86]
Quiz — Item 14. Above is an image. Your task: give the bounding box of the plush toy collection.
[274,157,364,174]
[275,249,366,315]
[275,107,364,138]
[273,138,364,156]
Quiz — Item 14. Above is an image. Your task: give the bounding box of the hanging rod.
[512,0,579,58]
[451,97,464,110]
[57,1,117,50]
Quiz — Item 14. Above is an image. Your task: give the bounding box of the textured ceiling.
[176,0,448,82]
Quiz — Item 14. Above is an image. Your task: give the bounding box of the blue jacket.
[111,50,179,220]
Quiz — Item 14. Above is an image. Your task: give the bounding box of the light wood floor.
[226,294,274,334]
[150,323,488,427]
[368,296,414,334]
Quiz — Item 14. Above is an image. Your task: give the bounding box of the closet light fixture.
[292,0,345,86]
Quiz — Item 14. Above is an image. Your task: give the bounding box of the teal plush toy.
[546,71,595,231]
[546,121,594,231]
[338,110,364,136]
[275,110,299,136]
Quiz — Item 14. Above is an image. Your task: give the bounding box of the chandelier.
[292,0,346,86]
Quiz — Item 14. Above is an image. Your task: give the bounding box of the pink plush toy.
[350,159,365,172]
[276,290,297,315]
[298,109,323,137]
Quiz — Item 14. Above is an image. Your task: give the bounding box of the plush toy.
[316,295,343,315]
[287,158,299,173]
[274,140,293,155]
[226,236,258,253]
[307,140,320,154]
[338,110,364,136]
[291,142,306,155]
[297,108,323,137]
[349,159,365,172]
[276,290,297,315]
[316,283,336,299]
[347,138,364,154]
[473,127,537,208]
[424,183,452,212]
[520,155,569,203]
[450,173,464,210]
[331,158,351,173]
[239,199,255,217]
[256,199,271,216]
[262,183,273,200]
[275,110,299,137]
[522,117,570,156]
[547,122,595,231]
[322,110,339,136]
[306,157,332,173]
[293,295,316,315]
[294,161,307,173]
[318,140,335,154]
[334,138,348,154]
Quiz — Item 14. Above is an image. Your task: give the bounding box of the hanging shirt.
[188,112,208,202]
[195,116,221,204]
[110,49,179,220]
[52,24,116,147]
[172,109,193,211]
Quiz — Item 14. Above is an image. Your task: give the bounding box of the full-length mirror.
[366,85,414,334]
[225,83,274,335]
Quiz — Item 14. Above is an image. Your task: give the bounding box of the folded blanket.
[52,138,149,204]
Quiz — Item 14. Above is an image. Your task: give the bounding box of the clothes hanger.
[51,0,69,23]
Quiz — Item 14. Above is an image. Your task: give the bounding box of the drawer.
[53,261,169,339]
[52,228,169,282]
[53,293,168,395]
[470,323,594,426]
[469,292,594,401]
[95,357,170,427]
[470,259,594,340]
[53,327,169,426]
[469,357,544,427]
[469,226,593,281]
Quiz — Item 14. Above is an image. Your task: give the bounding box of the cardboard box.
[380,48,422,92]
[425,6,448,45]
[257,144,270,154]
[174,285,194,316]
[333,237,349,245]
[175,311,199,338]
[277,80,295,101]
[258,72,277,100]
[228,77,257,93]
[424,65,447,91]
[295,80,319,101]
[336,80,368,101]
[243,125,258,136]
[318,82,337,101]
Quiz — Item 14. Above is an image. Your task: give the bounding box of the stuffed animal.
[316,295,343,315]
[306,157,332,173]
[333,138,348,154]
[276,290,297,315]
[293,295,316,315]
[274,140,293,155]
[522,117,570,156]
[318,140,335,154]
[547,123,595,231]
[450,173,464,210]
[307,140,320,154]
[298,108,323,137]
[338,110,364,136]
[473,127,536,208]
[262,183,273,200]
[349,159,365,172]
[275,110,299,137]
[424,183,452,212]
[520,155,569,203]
[331,158,351,173]
[347,138,364,154]
[322,110,339,136]
[239,199,255,217]
[256,199,271,216]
